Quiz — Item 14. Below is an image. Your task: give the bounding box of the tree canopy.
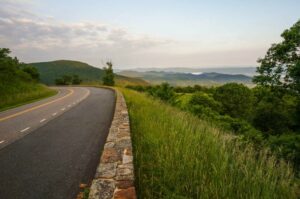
[0,48,39,82]
[102,62,115,86]
[253,20,300,93]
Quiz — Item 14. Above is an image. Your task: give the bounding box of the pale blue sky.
[1,0,299,68]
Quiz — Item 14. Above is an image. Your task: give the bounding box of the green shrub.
[148,83,175,103]
[213,83,254,120]
[189,91,221,112]
[269,134,300,173]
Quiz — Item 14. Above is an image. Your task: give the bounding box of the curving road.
[0,87,115,199]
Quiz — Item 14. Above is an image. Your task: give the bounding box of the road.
[0,87,115,199]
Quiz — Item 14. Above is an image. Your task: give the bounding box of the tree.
[55,75,72,85]
[253,20,300,93]
[213,83,254,120]
[187,91,221,119]
[102,62,115,86]
[0,48,38,82]
[151,83,175,103]
[55,77,65,85]
[252,86,299,135]
[72,75,82,85]
[189,92,221,112]
[0,48,20,77]
[22,65,40,81]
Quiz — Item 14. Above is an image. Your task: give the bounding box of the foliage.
[0,48,32,82]
[189,91,221,112]
[102,62,115,86]
[55,75,82,85]
[126,82,300,174]
[252,86,299,136]
[0,48,56,110]
[253,20,300,93]
[121,88,297,199]
[71,74,82,85]
[0,48,41,83]
[173,85,211,93]
[148,83,175,103]
[269,134,300,170]
[213,83,254,120]
[22,65,40,81]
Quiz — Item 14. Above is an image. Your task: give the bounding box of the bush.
[252,87,299,135]
[214,83,254,120]
[55,75,82,85]
[72,74,82,85]
[189,92,221,112]
[148,83,175,103]
[22,65,40,81]
[269,134,300,170]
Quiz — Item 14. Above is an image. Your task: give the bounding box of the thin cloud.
[0,1,171,57]
[0,0,263,67]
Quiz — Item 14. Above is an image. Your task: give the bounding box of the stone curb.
[89,89,136,199]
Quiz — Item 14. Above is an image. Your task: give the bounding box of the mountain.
[117,66,257,77]
[117,70,252,86]
[31,60,148,86]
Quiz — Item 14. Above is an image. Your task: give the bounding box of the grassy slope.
[121,88,298,199]
[32,60,149,86]
[0,81,57,111]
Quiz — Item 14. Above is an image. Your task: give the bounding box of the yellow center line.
[0,88,74,122]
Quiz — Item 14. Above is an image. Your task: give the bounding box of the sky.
[0,0,299,68]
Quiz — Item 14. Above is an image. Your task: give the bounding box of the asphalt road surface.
[0,87,115,199]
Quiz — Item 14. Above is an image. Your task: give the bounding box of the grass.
[120,88,298,199]
[0,82,57,111]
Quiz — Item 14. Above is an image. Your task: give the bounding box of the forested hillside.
[0,48,56,110]
[32,60,149,86]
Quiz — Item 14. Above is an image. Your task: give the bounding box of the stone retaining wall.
[89,89,136,199]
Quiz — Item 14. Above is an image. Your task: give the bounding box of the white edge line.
[0,140,5,144]
[40,118,46,123]
[20,127,30,133]
[52,112,57,116]
[61,108,65,111]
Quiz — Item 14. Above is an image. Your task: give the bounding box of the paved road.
[0,87,115,199]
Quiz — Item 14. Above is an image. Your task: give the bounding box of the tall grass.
[120,88,298,199]
[0,81,56,111]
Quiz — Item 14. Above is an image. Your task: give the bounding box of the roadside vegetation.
[122,20,300,197]
[0,48,56,111]
[126,20,300,176]
[127,83,300,175]
[121,88,298,198]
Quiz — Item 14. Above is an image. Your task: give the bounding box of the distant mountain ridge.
[31,60,148,86]
[118,70,253,86]
[116,66,257,77]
